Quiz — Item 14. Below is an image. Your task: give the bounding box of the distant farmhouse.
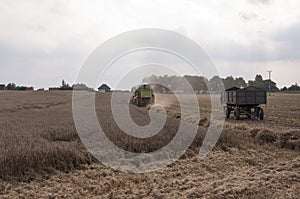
[72,83,94,92]
[72,83,87,90]
[0,84,5,90]
[98,84,111,92]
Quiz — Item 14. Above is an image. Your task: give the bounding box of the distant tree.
[222,76,247,90]
[16,86,27,91]
[158,75,171,88]
[142,75,158,84]
[255,74,263,82]
[6,83,16,90]
[72,83,94,92]
[248,74,279,91]
[264,79,279,92]
[149,83,170,93]
[60,80,73,90]
[235,77,247,88]
[208,75,224,92]
[6,83,34,91]
[248,74,265,89]
[143,75,172,92]
[184,75,208,93]
[281,86,288,91]
[142,74,272,93]
[288,83,300,91]
[223,76,236,89]
[62,80,67,87]
[169,76,181,91]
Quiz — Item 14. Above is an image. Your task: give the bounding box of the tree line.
[5,83,33,91]
[50,80,95,91]
[4,80,94,92]
[142,74,300,93]
[2,77,299,93]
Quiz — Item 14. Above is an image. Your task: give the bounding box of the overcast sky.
[0,0,299,89]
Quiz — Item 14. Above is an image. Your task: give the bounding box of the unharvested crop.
[0,91,299,198]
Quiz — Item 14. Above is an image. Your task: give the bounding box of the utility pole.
[267,70,272,96]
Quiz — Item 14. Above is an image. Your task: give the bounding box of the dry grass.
[0,91,299,198]
[0,91,93,181]
[280,130,300,150]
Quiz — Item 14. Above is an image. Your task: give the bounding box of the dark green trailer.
[221,86,267,120]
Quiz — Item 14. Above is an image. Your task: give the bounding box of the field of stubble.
[0,91,299,198]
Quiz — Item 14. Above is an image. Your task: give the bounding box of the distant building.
[0,84,5,90]
[98,84,111,92]
[72,84,95,92]
[73,83,88,90]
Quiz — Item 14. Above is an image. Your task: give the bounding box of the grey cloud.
[272,22,300,59]
[206,32,300,62]
[0,37,87,60]
[239,12,259,21]
[206,40,275,62]
[205,22,300,62]
[0,36,88,87]
[248,0,273,5]
[49,0,70,15]
[274,22,300,44]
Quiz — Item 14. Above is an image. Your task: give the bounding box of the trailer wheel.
[245,107,252,119]
[257,108,264,120]
[234,108,240,120]
[225,108,230,118]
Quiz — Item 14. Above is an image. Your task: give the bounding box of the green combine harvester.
[131,84,155,107]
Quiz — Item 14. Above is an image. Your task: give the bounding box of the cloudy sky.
[0,0,299,89]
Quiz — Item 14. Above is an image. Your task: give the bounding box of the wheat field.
[0,91,299,198]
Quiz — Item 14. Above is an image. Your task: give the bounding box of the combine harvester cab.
[221,86,267,120]
[131,84,155,107]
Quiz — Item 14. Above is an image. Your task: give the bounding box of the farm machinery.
[130,84,155,107]
[221,86,267,120]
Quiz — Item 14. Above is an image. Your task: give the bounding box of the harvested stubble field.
[0,91,299,198]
